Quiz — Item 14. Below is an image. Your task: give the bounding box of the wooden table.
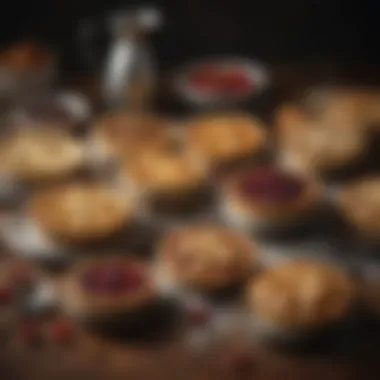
[2,328,380,380]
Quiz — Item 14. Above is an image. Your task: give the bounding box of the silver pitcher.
[79,6,162,110]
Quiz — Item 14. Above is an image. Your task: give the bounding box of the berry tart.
[218,165,322,235]
[60,257,180,340]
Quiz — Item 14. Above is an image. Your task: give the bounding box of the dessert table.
[2,62,380,380]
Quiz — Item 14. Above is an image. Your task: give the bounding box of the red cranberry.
[238,167,304,203]
[82,264,146,295]
[48,320,74,344]
[222,71,253,93]
[0,287,13,305]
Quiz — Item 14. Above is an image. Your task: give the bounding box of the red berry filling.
[238,167,305,204]
[220,70,253,93]
[81,264,147,295]
[189,65,253,95]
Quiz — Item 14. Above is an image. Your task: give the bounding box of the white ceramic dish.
[174,57,270,109]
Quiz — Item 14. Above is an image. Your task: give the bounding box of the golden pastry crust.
[303,86,380,128]
[28,184,132,242]
[248,260,355,329]
[280,122,366,173]
[276,99,368,172]
[0,128,85,182]
[124,144,206,193]
[92,112,172,159]
[186,113,266,164]
[60,257,155,318]
[275,103,305,139]
[157,225,257,290]
[222,168,320,223]
[337,178,380,237]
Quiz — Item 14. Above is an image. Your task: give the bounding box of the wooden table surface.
[2,327,380,380]
[2,63,380,380]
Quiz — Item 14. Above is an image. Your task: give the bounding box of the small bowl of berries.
[173,57,270,109]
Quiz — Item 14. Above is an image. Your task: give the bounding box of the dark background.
[0,0,379,75]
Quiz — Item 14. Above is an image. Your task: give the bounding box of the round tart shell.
[60,258,155,320]
[157,225,258,291]
[28,184,133,243]
[336,178,380,239]
[185,113,267,165]
[221,170,321,224]
[0,128,85,183]
[92,112,172,159]
[276,111,367,176]
[247,260,356,331]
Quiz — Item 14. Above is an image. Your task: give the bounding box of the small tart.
[60,258,154,318]
[277,116,366,174]
[157,225,257,290]
[186,113,266,165]
[92,112,172,159]
[248,260,355,330]
[337,178,380,237]
[222,166,320,223]
[124,144,206,193]
[28,183,133,242]
[302,86,380,128]
[0,128,85,182]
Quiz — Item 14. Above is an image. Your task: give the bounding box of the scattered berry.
[48,319,74,344]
